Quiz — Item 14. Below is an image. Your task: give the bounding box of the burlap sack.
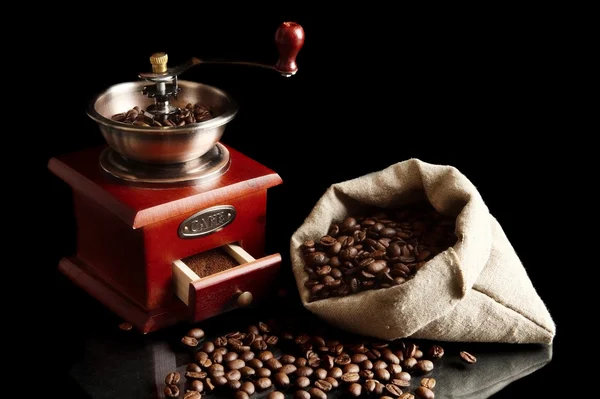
[290,159,555,344]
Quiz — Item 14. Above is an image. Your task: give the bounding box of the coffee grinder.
[48,22,305,333]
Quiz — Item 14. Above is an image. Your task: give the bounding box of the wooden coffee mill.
[48,22,305,333]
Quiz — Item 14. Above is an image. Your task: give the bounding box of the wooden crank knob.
[275,22,305,76]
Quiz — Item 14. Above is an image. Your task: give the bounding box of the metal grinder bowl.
[87,80,238,164]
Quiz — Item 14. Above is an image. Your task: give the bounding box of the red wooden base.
[58,257,187,333]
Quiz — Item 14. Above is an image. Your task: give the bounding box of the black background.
[33,9,575,398]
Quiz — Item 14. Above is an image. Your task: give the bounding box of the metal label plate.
[179,205,236,238]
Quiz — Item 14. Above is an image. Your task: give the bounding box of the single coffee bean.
[186,363,202,373]
[328,367,343,378]
[396,371,411,381]
[310,368,324,380]
[325,377,339,388]
[205,378,215,392]
[399,394,415,399]
[187,328,205,340]
[256,368,271,378]
[361,359,373,370]
[375,368,391,381]
[389,364,403,375]
[228,380,242,390]
[383,352,401,365]
[202,342,215,353]
[415,386,435,399]
[295,357,308,367]
[405,343,417,359]
[296,366,313,377]
[183,391,201,399]
[343,364,360,374]
[414,350,424,359]
[238,351,254,362]
[165,372,181,385]
[352,353,368,364]
[416,360,434,373]
[185,372,208,380]
[190,380,203,392]
[309,387,327,399]
[228,359,246,370]
[164,385,180,398]
[247,359,263,369]
[181,336,198,347]
[239,381,255,395]
[335,354,351,365]
[348,383,362,397]
[273,372,290,387]
[295,376,310,388]
[265,357,282,370]
[315,379,333,392]
[258,351,274,361]
[235,391,250,399]
[381,397,395,399]
[223,352,239,362]
[460,351,477,364]
[373,360,388,370]
[213,376,228,386]
[421,377,436,389]
[268,392,285,399]
[209,364,224,375]
[403,358,417,370]
[226,370,241,381]
[386,384,403,397]
[256,377,272,390]
[360,369,374,379]
[212,353,223,364]
[341,372,360,383]
[194,351,208,362]
[277,364,295,375]
[374,381,386,395]
[364,379,378,393]
[294,391,310,399]
[239,367,255,378]
[281,354,296,364]
[428,345,444,360]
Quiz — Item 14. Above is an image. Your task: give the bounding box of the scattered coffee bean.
[226,370,241,381]
[185,372,207,380]
[309,387,327,399]
[118,322,133,331]
[183,391,201,399]
[325,377,339,388]
[234,391,249,399]
[341,372,360,383]
[181,336,198,347]
[190,380,204,392]
[421,377,436,389]
[460,351,477,364]
[164,384,180,398]
[386,383,404,397]
[202,342,215,353]
[186,363,202,372]
[302,203,457,301]
[187,328,205,340]
[256,368,271,378]
[239,381,255,395]
[165,372,181,385]
[256,377,272,390]
[416,360,434,373]
[396,372,411,381]
[295,390,311,399]
[247,359,263,369]
[403,357,417,370]
[111,104,217,128]
[281,355,296,364]
[273,372,290,387]
[296,366,313,377]
[428,345,444,360]
[391,379,410,388]
[348,383,362,397]
[415,386,435,399]
[268,391,285,399]
[399,394,415,399]
[228,359,246,370]
[414,350,424,359]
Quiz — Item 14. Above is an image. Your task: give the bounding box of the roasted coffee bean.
[213,376,228,386]
[405,343,417,358]
[386,384,403,397]
[234,391,249,399]
[421,377,436,389]
[364,379,378,393]
[265,358,282,370]
[212,353,223,364]
[381,397,395,399]
[328,367,343,378]
[209,364,224,374]
[341,372,360,383]
[189,379,204,392]
[258,351,274,361]
[185,372,208,380]
[223,352,239,362]
[295,357,308,367]
[375,368,391,381]
[256,377,272,390]
[373,360,388,370]
[309,387,327,399]
[164,385,180,397]
[416,360,434,373]
[460,351,477,364]
[256,368,271,378]
[280,354,296,364]
[165,372,181,385]
[186,363,202,372]
[308,356,321,368]
[399,394,415,399]
[396,371,411,381]
[366,349,381,359]
[205,378,215,392]
[374,381,386,395]
[360,369,374,379]
[391,379,410,388]
[322,354,335,369]
[403,357,417,370]
[335,354,351,365]
[226,370,241,381]
[214,347,228,356]
[361,359,373,370]
[279,364,297,375]
[312,368,327,380]
[238,351,254,362]
[389,364,403,375]
[296,366,313,377]
[228,359,245,370]
[295,376,310,388]
[427,345,444,360]
[266,335,279,345]
[194,351,208,362]
[228,380,242,390]
[347,383,362,397]
[325,377,339,388]
[352,353,368,364]
[247,359,263,369]
[239,367,255,378]
[181,336,199,347]
[415,386,435,399]
[268,391,285,399]
[313,379,332,392]
[343,364,360,373]
[383,352,401,365]
[202,342,215,353]
[273,372,290,387]
[183,391,200,399]
[187,328,205,340]
[239,381,255,395]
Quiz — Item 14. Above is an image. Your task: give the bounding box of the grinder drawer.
[173,244,281,322]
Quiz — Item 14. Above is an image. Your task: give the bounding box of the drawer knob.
[237,291,253,308]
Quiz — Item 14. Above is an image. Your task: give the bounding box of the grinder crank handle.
[139,22,305,80]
